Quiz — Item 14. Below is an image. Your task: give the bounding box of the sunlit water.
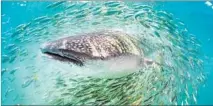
[1,1,212,105]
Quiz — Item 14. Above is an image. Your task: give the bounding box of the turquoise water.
[1,1,213,105]
[159,2,213,104]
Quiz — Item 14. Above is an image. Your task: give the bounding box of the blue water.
[157,2,213,104]
[1,1,213,105]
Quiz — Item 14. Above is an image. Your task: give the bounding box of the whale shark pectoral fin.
[143,58,161,66]
[144,58,155,65]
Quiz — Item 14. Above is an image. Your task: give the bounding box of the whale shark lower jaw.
[42,50,84,66]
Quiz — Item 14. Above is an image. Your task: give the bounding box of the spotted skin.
[41,30,143,65]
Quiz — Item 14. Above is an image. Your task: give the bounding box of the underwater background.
[1,1,213,105]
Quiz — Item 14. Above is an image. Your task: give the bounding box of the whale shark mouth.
[43,51,84,66]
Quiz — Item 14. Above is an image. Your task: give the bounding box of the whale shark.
[40,30,155,78]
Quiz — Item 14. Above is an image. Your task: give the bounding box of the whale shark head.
[40,36,90,66]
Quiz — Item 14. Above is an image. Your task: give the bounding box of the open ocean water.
[1,1,213,105]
